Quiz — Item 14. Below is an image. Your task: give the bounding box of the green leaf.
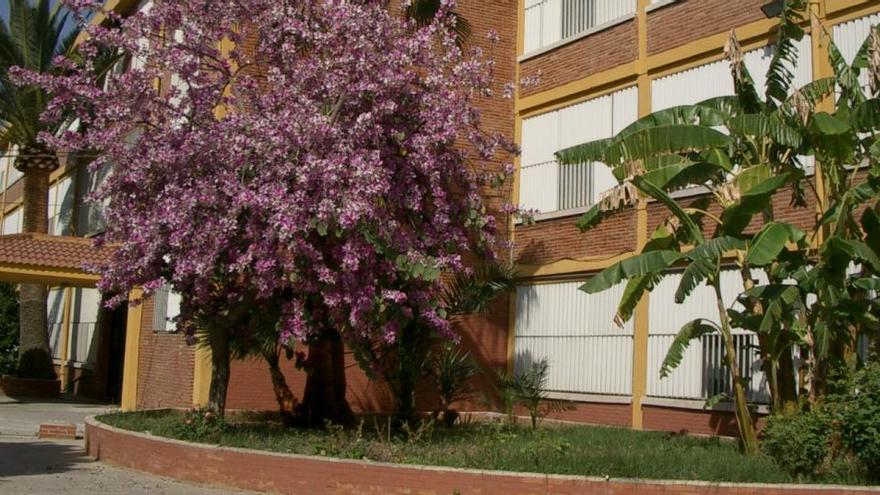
[704,393,730,410]
[675,258,715,304]
[810,111,852,135]
[602,125,733,166]
[615,105,729,137]
[862,208,880,250]
[746,222,806,266]
[660,319,718,378]
[733,164,773,194]
[575,204,605,232]
[764,0,807,107]
[633,176,706,244]
[853,278,880,291]
[787,78,835,107]
[675,236,746,303]
[556,138,613,166]
[743,284,802,335]
[728,114,802,148]
[695,96,742,120]
[579,250,683,294]
[721,174,790,235]
[851,99,880,132]
[615,273,663,325]
[823,238,880,273]
[819,182,876,229]
[828,39,866,105]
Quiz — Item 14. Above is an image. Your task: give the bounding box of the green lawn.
[98,411,869,485]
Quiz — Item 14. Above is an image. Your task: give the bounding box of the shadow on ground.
[0,440,89,479]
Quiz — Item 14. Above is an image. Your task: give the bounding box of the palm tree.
[0,0,80,378]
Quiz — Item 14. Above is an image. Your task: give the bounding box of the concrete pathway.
[0,437,257,494]
[0,397,261,493]
[0,396,116,437]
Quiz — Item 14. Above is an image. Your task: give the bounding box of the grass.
[98,410,871,486]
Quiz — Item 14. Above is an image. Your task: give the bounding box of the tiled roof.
[0,233,114,272]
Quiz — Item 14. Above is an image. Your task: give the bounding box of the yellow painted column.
[631,0,653,430]
[507,0,526,377]
[120,288,143,411]
[58,287,74,392]
[192,343,212,407]
[810,0,833,235]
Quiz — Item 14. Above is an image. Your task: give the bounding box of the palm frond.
[405,0,471,47]
[441,262,517,317]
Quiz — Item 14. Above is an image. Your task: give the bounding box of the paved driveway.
[0,396,116,437]
[0,397,259,493]
[0,437,257,494]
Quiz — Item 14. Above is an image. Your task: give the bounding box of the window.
[76,162,111,236]
[152,285,182,332]
[646,269,770,403]
[48,175,75,236]
[652,37,813,112]
[514,281,634,396]
[1,208,22,235]
[70,288,101,365]
[561,0,596,39]
[523,0,637,54]
[519,86,637,215]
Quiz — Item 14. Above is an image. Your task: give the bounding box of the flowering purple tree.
[20,0,515,421]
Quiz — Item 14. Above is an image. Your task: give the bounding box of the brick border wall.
[85,417,879,495]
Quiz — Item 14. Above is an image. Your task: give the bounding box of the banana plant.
[552,0,880,453]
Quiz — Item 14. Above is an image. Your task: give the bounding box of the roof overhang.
[0,263,100,287]
[0,234,114,288]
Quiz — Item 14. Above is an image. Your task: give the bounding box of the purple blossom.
[20,0,516,352]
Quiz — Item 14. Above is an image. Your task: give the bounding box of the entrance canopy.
[0,233,113,287]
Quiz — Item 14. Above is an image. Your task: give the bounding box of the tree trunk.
[16,165,54,379]
[392,322,430,429]
[208,327,231,417]
[262,346,298,426]
[298,329,354,428]
[713,281,759,456]
[777,348,799,414]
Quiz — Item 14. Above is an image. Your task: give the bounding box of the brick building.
[0,0,877,436]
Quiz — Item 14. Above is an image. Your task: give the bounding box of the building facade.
[0,0,876,436]
[510,0,878,434]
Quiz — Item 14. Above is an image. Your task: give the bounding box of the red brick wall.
[226,300,510,415]
[643,405,766,438]
[136,295,195,409]
[88,418,873,495]
[647,186,818,239]
[647,0,769,56]
[520,19,638,98]
[544,401,632,427]
[514,209,637,265]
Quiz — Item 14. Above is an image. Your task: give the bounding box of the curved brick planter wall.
[85,417,879,495]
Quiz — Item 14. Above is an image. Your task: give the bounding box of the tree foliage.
[20,0,516,416]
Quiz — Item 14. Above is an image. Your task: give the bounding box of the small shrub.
[515,359,551,430]
[431,345,478,427]
[760,409,833,477]
[0,282,18,377]
[174,408,227,442]
[838,363,880,477]
[495,358,572,430]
